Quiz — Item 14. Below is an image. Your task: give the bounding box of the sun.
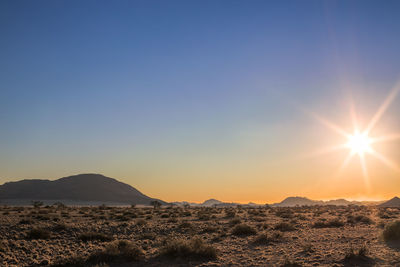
[303,81,400,191]
[347,131,372,156]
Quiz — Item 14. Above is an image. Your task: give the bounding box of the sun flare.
[305,82,400,191]
[347,131,372,156]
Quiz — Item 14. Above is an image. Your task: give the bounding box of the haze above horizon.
[1,0,400,203]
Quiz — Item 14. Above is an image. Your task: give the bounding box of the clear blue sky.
[1,1,400,202]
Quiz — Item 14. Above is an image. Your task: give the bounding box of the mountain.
[272,197,322,207]
[271,196,357,207]
[0,173,166,206]
[379,197,400,207]
[325,199,354,206]
[202,199,223,206]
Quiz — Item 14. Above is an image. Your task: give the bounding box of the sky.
[1,0,400,203]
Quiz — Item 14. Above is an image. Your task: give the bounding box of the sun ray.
[307,111,350,138]
[337,150,354,175]
[348,97,359,131]
[304,81,400,190]
[365,82,400,134]
[359,153,370,191]
[300,143,349,160]
[370,133,400,144]
[368,149,400,173]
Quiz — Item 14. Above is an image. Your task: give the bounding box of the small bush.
[178,221,193,229]
[312,219,344,228]
[274,222,296,232]
[347,214,374,225]
[53,223,68,232]
[26,228,51,239]
[229,217,242,225]
[99,240,144,261]
[281,259,302,267]
[160,237,217,260]
[383,220,400,242]
[202,226,218,233]
[253,232,283,245]
[343,245,372,264]
[275,209,294,219]
[136,219,147,226]
[52,240,143,266]
[231,224,257,236]
[225,209,236,218]
[79,232,113,242]
[19,219,32,225]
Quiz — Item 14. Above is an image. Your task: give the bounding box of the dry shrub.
[99,240,144,261]
[231,224,257,236]
[281,259,302,267]
[253,232,283,245]
[312,218,344,228]
[79,232,113,242]
[383,220,400,242]
[52,223,68,232]
[225,209,236,218]
[26,228,51,239]
[178,221,193,229]
[160,237,217,260]
[275,208,294,219]
[136,218,147,226]
[229,217,242,225]
[347,214,374,225]
[274,222,296,232]
[19,218,32,224]
[343,245,373,264]
[52,240,143,266]
[202,226,218,233]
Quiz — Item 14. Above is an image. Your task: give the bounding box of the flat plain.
[1,205,400,266]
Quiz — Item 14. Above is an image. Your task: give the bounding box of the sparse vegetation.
[1,205,398,266]
[347,214,374,225]
[343,245,373,265]
[383,220,400,242]
[253,231,283,245]
[312,218,345,228]
[159,237,217,260]
[79,232,113,242]
[26,228,51,239]
[231,223,257,236]
[274,222,296,231]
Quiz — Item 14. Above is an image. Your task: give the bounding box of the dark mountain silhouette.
[378,197,400,207]
[0,174,166,205]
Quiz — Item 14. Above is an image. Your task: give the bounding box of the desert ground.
[1,204,400,266]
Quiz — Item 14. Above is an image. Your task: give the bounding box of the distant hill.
[0,174,166,206]
[272,197,322,207]
[271,196,359,207]
[379,197,400,207]
[202,199,223,206]
[173,196,362,208]
[172,199,264,207]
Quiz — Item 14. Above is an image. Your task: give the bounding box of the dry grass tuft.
[231,223,257,236]
[312,218,344,228]
[252,231,283,245]
[159,237,217,260]
[274,222,296,232]
[26,228,51,239]
[343,245,373,265]
[79,232,113,242]
[383,220,400,242]
[53,240,143,266]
